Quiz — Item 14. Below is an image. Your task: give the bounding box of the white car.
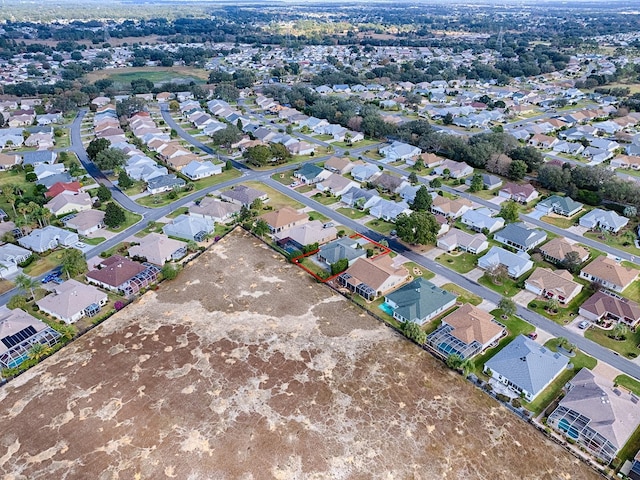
[578,320,590,330]
[74,242,88,249]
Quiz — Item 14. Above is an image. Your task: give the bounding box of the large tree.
[96,185,112,202]
[14,274,39,300]
[395,211,439,245]
[104,202,126,228]
[94,148,127,171]
[410,185,432,212]
[61,248,88,279]
[86,137,110,161]
[498,200,520,223]
[211,125,241,148]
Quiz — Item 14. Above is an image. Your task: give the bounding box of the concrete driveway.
[513,290,537,307]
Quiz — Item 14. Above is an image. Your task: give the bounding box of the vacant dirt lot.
[0,229,599,479]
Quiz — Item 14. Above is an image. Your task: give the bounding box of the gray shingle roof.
[385,278,457,324]
[485,335,569,397]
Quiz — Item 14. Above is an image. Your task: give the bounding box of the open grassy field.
[85,66,209,87]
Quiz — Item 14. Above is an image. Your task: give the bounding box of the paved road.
[70,110,150,215]
[263,177,640,380]
[356,152,640,267]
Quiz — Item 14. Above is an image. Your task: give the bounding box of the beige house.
[64,209,105,236]
[0,152,21,171]
[338,255,410,300]
[189,197,241,223]
[539,238,589,265]
[580,257,638,293]
[129,233,188,266]
[427,303,505,359]
[324,156,360,175]
[431,195,473,219]
[45,192,92,216]
[525,267,583,304]
[37,279,108,324]
[274,220,337,249]
[260,207,308,234]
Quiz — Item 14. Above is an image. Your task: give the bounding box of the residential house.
[461,208,504,234]
[494,222,547,252]
[351,164,380,183]
[34,162,64,180]
[274,220,337,250]
[499,183,539,204]
[426,304,505,359]
[293,164,328,185]
[610,155,640,170]
[0,152,21,171]
[220,185,268,207]
[418,152,444,168]
[18,226,78,253]
[525,267,583,304]
[436,229,489,255]
[370,199,411,222]
[0,128,24,149]
[316,173,359,197]
[86,255,160,296]
[431,195,473,219]
[45,181,82,199]
[433,159,474,179]
[317,237,366,267]
[64,209,105,236]
[547,368,640,464]
[370,173,408,194]
[528,133,559,149]
[579,209,629,233]
[580,257,638,293]
[579,291,640,329]
[147,175,186,195]
[383,278,457,326]
[0,244,31,279]
[128,233,188,265]
[36,173,73,189]
[340,187,381,210]
[181,161,222,180]
[484,335,569,402]
[23,150,57,167]
[539,237,590,265]
[378,141,422,164]
[36,279,108,324]
[162,215,214,242]
[324,156,359,175]
[189,196,241,223]
[338,255,410,301]
[478,246,534,278]
[45,191,92,216]
[0,306,61,369]
[465,173,503,191]
[535,195,583,217]
[259,207,308,234]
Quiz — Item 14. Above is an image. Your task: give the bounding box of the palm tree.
[545,297,560,313]
[14,274,39,300]
[27,342,51,361]
[58,324,77,342]
[17,203,31,222]
[446,353,464,371]
[613,322,628,341]
[4,189,17,217]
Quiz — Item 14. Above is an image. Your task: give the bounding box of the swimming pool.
[379,303,394,316]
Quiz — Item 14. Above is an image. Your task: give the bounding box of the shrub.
[496,393,510,403]
[18,255,36,268]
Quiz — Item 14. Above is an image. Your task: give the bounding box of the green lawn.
[241,181,305,210]
[299,257,331,280]
[167,207,189,219]
[311,192,340,205]
[435,252,477,274]
[584,229,640,256]
[365,150,384,160]
[107,210,142,232]
[307,211,330,223]
[0,169,37,219]
[332,138,379,149]
[270,170,296,186]
[522,339,597,415]
[585,325,640,358]
[134,221,165,238]
[365,219,396,235]
[122,180,147,196]
[23,250,65,277]
[191,169,242,191]
[81,236,106,246]
[440,283,482,306]
[622,280,640,304]
[471,309,534,378]
[404,262,435,281]
[352,294,402,329]
[336,207,368,220]
[614,374,640,396]
[478,274,523,297]
[618,426,640,471]
[527,282,592,325]
[99,242,131,259]
[540,214,580,229]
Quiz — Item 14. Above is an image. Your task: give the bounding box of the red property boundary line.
[290,233,392,283]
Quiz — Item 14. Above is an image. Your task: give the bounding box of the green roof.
[386,278,457,324]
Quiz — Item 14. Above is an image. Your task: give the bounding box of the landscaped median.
[585,324,640,359]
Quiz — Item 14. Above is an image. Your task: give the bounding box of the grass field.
[585,325,640,358]
[365,218,395,235]
[615,374,640,396]
[85,66,209,86]
[241,181,304,210]
[23,250,65,277]
[310,192,340,205]
[478,274,523,298]
[336,207,368,220]
[435,252,477,274]
[439,283,482,306]
[403,262,435,281]
[108,210,142,232]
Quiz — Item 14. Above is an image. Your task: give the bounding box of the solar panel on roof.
[1,325,37,349]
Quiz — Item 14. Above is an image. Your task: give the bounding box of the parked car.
[578,320,590,330]
[527,332,538,340]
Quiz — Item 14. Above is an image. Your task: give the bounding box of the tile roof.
[442,303,503,345]
[386,278,456,322]
[581,257,638,290]
[86,256,146,288]
[344,255,409,292]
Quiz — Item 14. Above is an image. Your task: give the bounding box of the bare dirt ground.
[0,229,599,480]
